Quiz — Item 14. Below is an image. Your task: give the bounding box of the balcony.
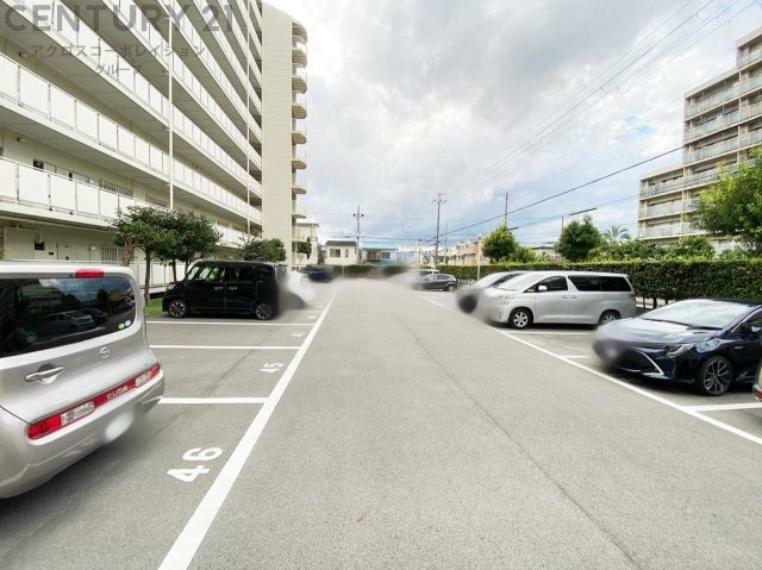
[293,67,308,93]
[293,45,308,67]
[738,45,762,70]
[685,100,762,143]
[739,73,762,98]
[685,85,738,119]
[639,198,700,221]
[0,60,261,226]
[291,200,306,219]
[292,128,307,145]
[216,225,251,248]
[685,136,739,164]
[292,183,307,195]
[640,223,703,240]
[292,94,308,120]
[293,21,308,43]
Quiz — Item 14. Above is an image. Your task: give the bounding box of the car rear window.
[0,276,136,358]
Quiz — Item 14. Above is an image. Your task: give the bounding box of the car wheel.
[446,283,456,292]
[509,308,532,329]
[255,302,275,321]
[695,356,734,396]
[598,310,620,326]
[167,299,188,319]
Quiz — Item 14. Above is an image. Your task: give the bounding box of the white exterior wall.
[262,4,307,267]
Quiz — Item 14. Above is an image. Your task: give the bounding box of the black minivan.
[162,261,283,320]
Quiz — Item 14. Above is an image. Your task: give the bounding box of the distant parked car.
[479,271,636,328]
[416,273,457,292]
[305,265,335,283]
[0,264,164,498]
[595,299,762,396]
[456,271,525,314]
[163,260,282,320]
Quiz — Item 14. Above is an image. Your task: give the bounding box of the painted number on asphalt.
[260,362,284,374]
[167,447,223,483]
[291,332,305,338]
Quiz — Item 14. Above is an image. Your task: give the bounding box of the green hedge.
[342,264,374,278]
[438,260,762,301]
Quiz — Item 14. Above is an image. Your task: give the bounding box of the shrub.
[343,264,373,278]
[382,265,409,277]
[438,260,762,301]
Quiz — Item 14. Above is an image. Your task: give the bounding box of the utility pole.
[503,192,509,227]
[433,193,446,269]
[353,206,364,263]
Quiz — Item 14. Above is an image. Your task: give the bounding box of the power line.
[425,145,681,243]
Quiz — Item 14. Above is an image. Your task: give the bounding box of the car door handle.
[228,286,238,291]
[213,286,224,291]
[25,366,64,383]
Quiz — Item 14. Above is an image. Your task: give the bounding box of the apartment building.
[261,3,307,267]
[0,1,307,285]
[638,27,762,248]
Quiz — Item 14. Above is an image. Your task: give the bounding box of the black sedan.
[456,271,524,313]
[594,299,762,396]
[416,273,457,291]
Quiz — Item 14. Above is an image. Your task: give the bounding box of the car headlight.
[665,344,692,357]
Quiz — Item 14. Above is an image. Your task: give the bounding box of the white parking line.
[499,331,762,447]
[684,402,762,413]
[158,296,335,570]
[150,345,300,351]
[422,297,447,309]
[159,397,268,405]
[147,321,314,327]
[507,331,592,336]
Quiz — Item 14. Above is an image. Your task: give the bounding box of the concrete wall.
[262,4,296,265]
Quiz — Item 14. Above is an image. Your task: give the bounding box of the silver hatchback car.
[479,271,637,328]
[0,264,164,498]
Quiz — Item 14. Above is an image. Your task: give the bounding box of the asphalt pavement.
[1,280,761,569]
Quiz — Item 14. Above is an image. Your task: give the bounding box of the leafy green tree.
[241,238,287,262]
[664,236,715,259]
[157,210,221,281]
[602,225,631,245]
[113,206,176,305]
[295,238,312,256]
[696,150,762,253]
[593,239,664,260]
[482,224,523,262]
[557,215,602,261]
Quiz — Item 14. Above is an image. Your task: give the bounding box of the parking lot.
[1,280,761,568]
[420,290,762,443]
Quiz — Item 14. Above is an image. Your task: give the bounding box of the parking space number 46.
[168,447,223,483]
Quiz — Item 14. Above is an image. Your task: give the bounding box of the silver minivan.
[479,271,637,328]
[0,264,164,498]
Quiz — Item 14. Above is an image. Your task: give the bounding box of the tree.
[295,238,312,256]
[157,210,220,281]
[482,224,519,262]
[557,215,602,261]
[241,238,287,262]
[696,149,762,253]
[593,239,664,260]
[664,236,715,259]
[602,225,631,245]
[112,206,176,305]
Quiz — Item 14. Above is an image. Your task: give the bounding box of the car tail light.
[28,365,161,440]
[75,269,105,279]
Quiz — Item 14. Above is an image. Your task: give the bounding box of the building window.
[344,249,349,258]
[330,249,341,258]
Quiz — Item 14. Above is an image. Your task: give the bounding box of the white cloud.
[266,0,762,245]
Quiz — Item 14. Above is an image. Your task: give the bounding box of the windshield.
[643,300,750,329]
[474,272,517,288]
[496,273,546,292]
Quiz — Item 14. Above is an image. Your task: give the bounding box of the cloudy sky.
[268,0,762,247]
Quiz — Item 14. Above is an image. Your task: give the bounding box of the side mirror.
[537,285,549,293]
